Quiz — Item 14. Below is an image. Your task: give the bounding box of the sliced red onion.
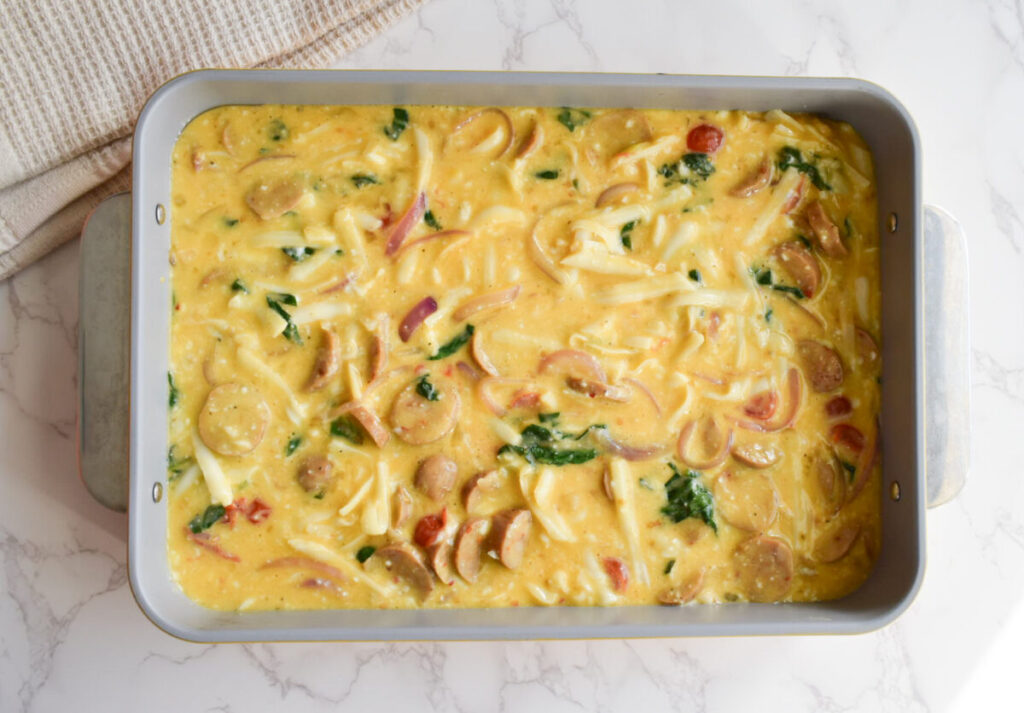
[471,332,499,376]
[237,154,296,173]
[515,120,543,159]
[399,295,437,342]
[385,192,427,256]
[539,349,607,383]
[735,368,803,433]
[624,378,662,415]
[477,377,532,416]
[593,428,665,461]
[456,360,482,382]
[185,528,241,562]
[676,418,734,470]
[397,229,471,256]
[595,182,640,207]
[451,108,514,156]
[261,556,347,583]
[453,285,521,322]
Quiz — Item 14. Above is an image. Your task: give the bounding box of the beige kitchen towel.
[0,0,424,280]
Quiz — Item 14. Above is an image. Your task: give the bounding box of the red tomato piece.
[686,124,724,154]
[246,498,272,524]
[414,508,449,548]
[743,390,779,420]
[825,395,853,419]
[602,557,630,593]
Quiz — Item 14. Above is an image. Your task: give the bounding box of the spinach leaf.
[638,477,656,491]
[285,435,302,456]
[416,373,440,401]
[351,174,379,188]
[535,169,560,180]
[356,545,376,563]
[682,152,715,179]
[230,278,249,294]
[266,294,302,344]
[776,146,831,191]
[620,220,637,250]
[750,266,805,299]
[661,463,717,533]
[664,559,676,575]
[167,446,193,476]
[538,412,561,424]
[223,217,239,227]
[497,418,599,466]
[267,119,289,142]
[188,504,226,534]
[330,416,364,445]
[424,210,442,231]
[168,372,179,409]
[428,324,474,361]
[840,460,857,483]
[556,107,591,132]
[797,233,812,249]
[281,246,316,262]
[765,308,773,323]
[688,268,702,284]
[383,107,410,141]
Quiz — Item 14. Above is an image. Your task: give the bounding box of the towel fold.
[0,0,423,279]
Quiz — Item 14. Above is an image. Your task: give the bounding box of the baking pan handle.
[922,204,971,508]
[77,192,132,512]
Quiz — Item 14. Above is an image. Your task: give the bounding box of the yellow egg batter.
[167,103,881,611]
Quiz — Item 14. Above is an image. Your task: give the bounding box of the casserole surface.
[167,102,881,612]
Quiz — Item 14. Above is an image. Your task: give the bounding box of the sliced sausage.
[807,201,847,258]
[415,454,457,502]
[244,176,305,220]
[856,327,880,368]
[391,486,412,529]
[305,330,340,391]
[772,241,821,298]
[825,395,853,420]
[489,508,532,570]
[813,523,861,563]
[602,557,630,593]
[797,340,844,392]
[730,158,772,198]
[389,376,461,445]
[714,472,779,532]
[686,123,724,154]
[374,543,433,596]
[197,383,271,456]
[731,442,780,469]
[462,470,501,513]
[426,541,455,585]
[565,376,630,402]
[658,568,705,605]
[743,390,778,420]
[296,455,333,493]
[453,517,490,583]
[815,454,847,519]
[733,535,794,602]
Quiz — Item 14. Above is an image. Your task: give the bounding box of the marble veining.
[2,0,1023,710]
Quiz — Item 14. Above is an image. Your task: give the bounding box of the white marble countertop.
[2,0,1021,710]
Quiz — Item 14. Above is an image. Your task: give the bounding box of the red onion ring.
[453,285,521,322]
[399,295,437,342]
[385,192,427,256]
[593,428,665,461]
[450,108,515,156]
[471,332,499,376]
[624,378,662,415]
[734,368,803,433]
[261,556,347,583]
[477,377,532,416]
[676,418,734,470]
[595,182,640,207]
[185,529,241,562]
[538,349,607,383]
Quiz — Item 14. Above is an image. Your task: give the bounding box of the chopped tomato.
[743,390,778,420]
[223,499,245,527]
[602,557,630,593]
[246,498,272,524]
[686,124,724,154]
[830,423,865,453]
[414,508,449,548]
[379,202,394,228]
[825,395,853,419]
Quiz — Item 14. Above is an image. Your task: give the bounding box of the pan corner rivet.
[889,480,901,501]
[887,212,898,233]
[155,204,166,226]
[152,481,164,503]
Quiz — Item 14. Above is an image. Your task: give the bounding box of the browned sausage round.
[730,158,773,198]
[813,523,860,563]
[806,201,847,258]
[733,535,794,602]
[391,485,413,529]
[415,454,458,502]
[197,383,271,456]
[772,241,821,298]
[427,541,455,586]
[856,327,880,369]
[714,472,778,532]
[657,568,705,605]
[296,455,333,493]
[389,376,461,445]
[305,330,340,391]
[798,340,844,392]
[815,454,847,519]
[453,517,490,583]
[731,442,780,469]
[489,508,532,570]
[374,543,434,596]
[461,470,501,513]
[245,176,305,220]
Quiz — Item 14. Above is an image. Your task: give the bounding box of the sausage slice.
[461,470,501,512]
[714,472,778,532]
[807,201,847,258]
[415,454,458,502]
[489,508,532,570]
[374,543,434,596]
[797,340,844,392]
[658,568,705,605]
[772,241,821,298]
[305,330,340,391]
[733,535,794,602]
[426,541,455,586]
[731,442,780,469]
[813,524,861,563]
[389,376,461,445]
[730,158,773,198]
[197,383,271,456]
[244,176,305,221]
[296,455,333,493]
[815,454,847,519]
[391,486,413,530]
[453,517,490,583]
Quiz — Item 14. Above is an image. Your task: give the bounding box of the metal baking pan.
[77,70,970,641]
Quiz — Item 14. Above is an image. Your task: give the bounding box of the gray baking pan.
[78,70,969,641]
